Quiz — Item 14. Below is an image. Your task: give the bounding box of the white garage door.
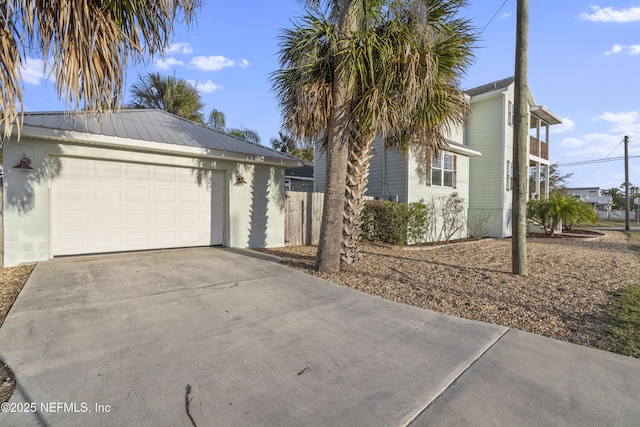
[51,157,225,256]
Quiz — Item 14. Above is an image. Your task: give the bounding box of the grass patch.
[600,231,640,358]
[580,219,630,228]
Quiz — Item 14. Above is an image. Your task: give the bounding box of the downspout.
[501,93,507,236]
[382,145,387,199]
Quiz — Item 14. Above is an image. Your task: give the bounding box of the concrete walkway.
[0,248,638,426]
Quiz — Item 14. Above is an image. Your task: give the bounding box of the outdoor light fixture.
[235,174,247,185]
[13,154,33,169]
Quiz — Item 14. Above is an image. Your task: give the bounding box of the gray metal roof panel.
[465,77,515,97]
[20,110,295,161]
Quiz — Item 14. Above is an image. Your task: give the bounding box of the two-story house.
[465,77,562,237]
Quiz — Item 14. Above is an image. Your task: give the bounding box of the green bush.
[361,200,429,245]
[527,192,597,235]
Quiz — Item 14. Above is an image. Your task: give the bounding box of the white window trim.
[431,152,455,188]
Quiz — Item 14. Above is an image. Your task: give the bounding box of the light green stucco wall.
[2,137,286,267]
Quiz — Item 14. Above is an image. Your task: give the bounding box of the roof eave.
[530,105,563,125]
[445,141,482,157]
[17,126,302,168]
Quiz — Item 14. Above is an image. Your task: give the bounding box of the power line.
[575,138,625,186]
[479,0,511,34]
[557,155,640,167]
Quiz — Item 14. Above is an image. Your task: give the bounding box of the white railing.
[598,210,637,220]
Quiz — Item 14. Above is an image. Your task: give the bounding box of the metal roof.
[465,77,515,97]
[19,110,300,165]
[285,162,314,178]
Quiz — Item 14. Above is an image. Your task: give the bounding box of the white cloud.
[155,57,185,70]
[563,133,625,158]
[551,117,575,134]
[559,137,584,148]
[21,58,50,85]
[500,13,511,19]
[165,42,193,55]
[605,43,640,55]
[593,111,640,133]
[188,80,223,94]
[580,6,640,23]
[189,55,250,71]
[605,44,623,55]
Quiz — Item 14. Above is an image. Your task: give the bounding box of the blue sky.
[18,1,640,191]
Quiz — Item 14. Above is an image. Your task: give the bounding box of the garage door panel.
[154,188,176,202]
[126,187,150,202]
[153,167,176,181]
[180,189,200,203]
[125,164,151,180]
[95,185,121,202]
[95,233,121,249]
[94,161,122,179]
[60,158,89,177]
[52,157,224,256]
[57,210,89,225]
[155,210,176,224]
[57,183,89,201]
[58,235,89,253]
[95,210,121,226]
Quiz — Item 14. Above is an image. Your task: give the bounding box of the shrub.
[527,192,597,235]
[430,192,466,243]
[361,200,430,245]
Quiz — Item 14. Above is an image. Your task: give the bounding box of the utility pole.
[624,135,630,231]
[512,0,528,276]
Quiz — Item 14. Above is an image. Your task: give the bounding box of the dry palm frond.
[0,0,200,144]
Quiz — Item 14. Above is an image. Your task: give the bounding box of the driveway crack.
[185,384,197,427]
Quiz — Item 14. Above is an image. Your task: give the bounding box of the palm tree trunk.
[341,135,374,265]
[316,0,357,273]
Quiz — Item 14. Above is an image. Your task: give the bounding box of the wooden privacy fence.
[284,191,374,246]
[285,191,324,246]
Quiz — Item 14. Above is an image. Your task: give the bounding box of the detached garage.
[2,110,300,267]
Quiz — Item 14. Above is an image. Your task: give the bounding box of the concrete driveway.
[1,248,639,426]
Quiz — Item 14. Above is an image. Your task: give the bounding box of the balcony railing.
[529,136,549,160]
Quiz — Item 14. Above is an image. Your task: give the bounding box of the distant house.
[566,187,612,212]
[2,110,301,267]
[465,77,563,237]
[285,162,314,192]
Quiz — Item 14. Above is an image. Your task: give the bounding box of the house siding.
[367,138,408,202]
[407,149,471,241]
[3,137,286,267]
[313,147,326,192]
[467,91,512,237]
[314,139,408,202]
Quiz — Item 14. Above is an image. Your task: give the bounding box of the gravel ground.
[262,231,639,353]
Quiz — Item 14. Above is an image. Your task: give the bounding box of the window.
[506,160,513,191]
[430,152,456,188]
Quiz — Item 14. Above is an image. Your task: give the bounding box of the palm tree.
[204,107,262,143]
[1,0,199,142]
[129,73,205,123]
[273,0,359,272]
[207,109,227,131]
[272,0,475,269]
[226,128,262,144]
[605,187,624,209]
[271,131,314,161]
